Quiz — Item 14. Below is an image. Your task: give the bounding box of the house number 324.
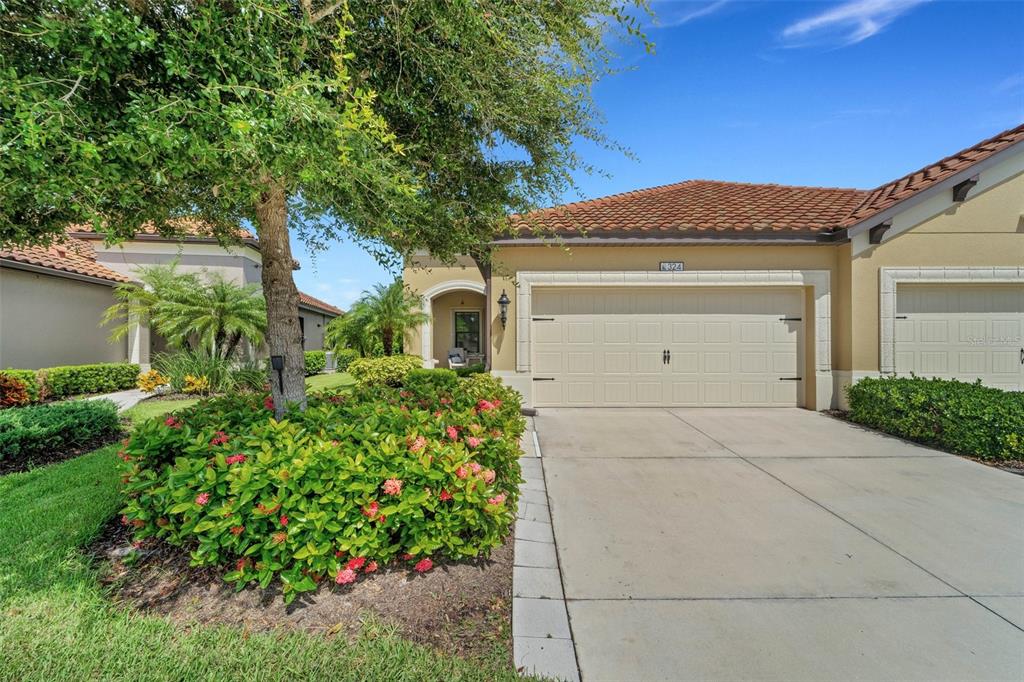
[660,261,684,272]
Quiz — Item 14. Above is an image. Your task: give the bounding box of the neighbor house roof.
[0,238,130,284]
[507,122,1024,240]
[69,218,257,244]
[298,292,344,316]
[839,123,1024,228]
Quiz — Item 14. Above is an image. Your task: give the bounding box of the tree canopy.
[1,0,650,413]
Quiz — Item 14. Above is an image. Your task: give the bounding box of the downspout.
[470,249,493,372]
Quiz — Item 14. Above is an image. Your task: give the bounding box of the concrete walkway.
[87,388,148,411]
[537,408,1024,681]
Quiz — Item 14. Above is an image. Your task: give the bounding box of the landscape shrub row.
[347,354,423,387]
[119,371,524,602]
[0,399,121,462]
[0,363,139,404]
[304,350,327,377]
[846,376,1024,460]
[333,348,360,372]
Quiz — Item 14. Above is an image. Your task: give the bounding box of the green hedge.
[45,363,140,397]
[334,348,360,372]
[303,351,327,377]
[348,355,422,387]
[0,399,122,462]
[846,376,1024,460]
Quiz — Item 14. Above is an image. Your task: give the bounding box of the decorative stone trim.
[512,418,580,682]
[879,267,1024,375]
[515,271,833,409]
[416,279,486,368]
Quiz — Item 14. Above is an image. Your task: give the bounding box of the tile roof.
[298,292,344,316]
[69,218,256,242]
[0,238,130,284]
[511,180,869,236]
[510,123,1024,239]
[840,122,1024,227]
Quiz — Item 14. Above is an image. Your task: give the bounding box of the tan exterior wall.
[0,267,127,369]
[91,240,262,286]
[403,255,485,361]
[849,170,1024,372]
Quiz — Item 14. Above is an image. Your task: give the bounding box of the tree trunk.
[254,181,307,416]
[382,327,394,356]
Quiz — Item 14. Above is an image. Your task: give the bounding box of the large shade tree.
[0,0,649,415]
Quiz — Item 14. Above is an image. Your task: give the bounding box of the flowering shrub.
[182,374,212,395]
[347,355,422,387]
[119,371,525,602]
[0,373,30,408]
[137,370,170,393]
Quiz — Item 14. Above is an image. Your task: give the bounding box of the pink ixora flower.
[263,396,274,411]
[439,489,453,502]
[225,454,246,465]
[414,558,433,573]
[482,469,496,484]
[446,425,459,441]
[164,416,182,429]
[469,462,482,475]
[279,515,288,527]
[383,478,403,496]
[455,466,469,480]
[335,568,358,585]
[476,399,496,413]
[466,436,482,449]
[362,501,380,518]
[210,431,229,446]
[487,493,507,506]
[346,557,366,571]
[364,560,378,573]
[195,492,210,506]
[409,435,426,453]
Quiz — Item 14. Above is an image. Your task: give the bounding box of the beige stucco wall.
[0,267,127,369]
[849,169,1024,372]
[403,255,485,361]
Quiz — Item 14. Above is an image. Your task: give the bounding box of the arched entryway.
[418,280,487,368]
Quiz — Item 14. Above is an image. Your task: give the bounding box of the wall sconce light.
[497,290,511,328]
[270,355,285,393]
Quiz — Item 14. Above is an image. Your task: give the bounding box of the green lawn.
[121,398,200,425]
[305,371,356,392]
[0,370,525,681]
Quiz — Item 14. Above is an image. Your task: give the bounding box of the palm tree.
[105,265,266,361]
[325,300,377,357]
[358,280,429,356]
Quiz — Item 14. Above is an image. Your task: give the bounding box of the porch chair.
[447,347,468,369]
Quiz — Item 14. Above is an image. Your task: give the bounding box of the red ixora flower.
[362,500,379,518]
[236,558,250,572]
[263,396,274,411]
[346,557,366,571]
[279,515,288,527]
[164,416,182,429]
[446,425,459,441]
[414,558,433,573]
[455,466,469,479]
[225,454,246,465]
[364,560,378,573]
[401,553,414,561]
[210,431,229,446]
[335,568,357,585]
[476,399,496,413]
[439,489,453,502]
[195,492,210,506]
[382,478,403,496]
[230,525,245,535]
[408,435,427,453]
[466,436,482,449]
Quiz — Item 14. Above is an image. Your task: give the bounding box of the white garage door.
[895,285,1024,391]
[531,288,804,407]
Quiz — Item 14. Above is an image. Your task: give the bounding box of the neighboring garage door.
[531,287,804,407]
[895,284,1024,391]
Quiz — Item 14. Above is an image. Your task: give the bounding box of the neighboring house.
[405,123,1024,410]
[0,223,343,370]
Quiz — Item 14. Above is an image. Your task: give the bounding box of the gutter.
[0,258,130,287]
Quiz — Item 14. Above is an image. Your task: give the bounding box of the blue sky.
[293,0,1024,309]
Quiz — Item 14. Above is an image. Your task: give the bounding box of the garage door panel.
[894,285,1023,391]
[531,287,804,407]
[533,320,562,344]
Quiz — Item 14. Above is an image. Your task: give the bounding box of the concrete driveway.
[536,408,1024,681]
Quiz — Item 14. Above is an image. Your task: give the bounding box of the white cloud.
[651,0,729,29]
[994,73,1024,93]
[782,0,929,48]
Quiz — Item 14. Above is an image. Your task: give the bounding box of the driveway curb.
[512,417,581,682]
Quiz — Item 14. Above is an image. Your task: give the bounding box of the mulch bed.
[824,410,1024,476]
[0,431,124,476]
[88,520,513,665]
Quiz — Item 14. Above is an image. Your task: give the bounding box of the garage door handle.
[779,377,802,381]
[532,317,555,321]
[1020,348,1023,365]
[533,377,556,381]
[779,317,802,322]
